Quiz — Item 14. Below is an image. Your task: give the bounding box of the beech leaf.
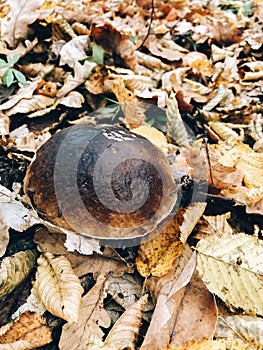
[196,232,263,315]
[0,250,36,299]
[59,274,111,350]
[34,253,83,322]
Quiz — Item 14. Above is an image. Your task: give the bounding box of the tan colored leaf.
[0,311,52,349]
[57,60,97,98]
[107,273,151,312]
[5,95,54,117]
[208,121,242,142]
[1,0,46,48]
[203,84,232,112]
[34,253,83,322]
[167,339,226,350]
[215,315,263,348]
[145,36,186,62]
[166,91,190,147]
[101,295,148,349]
[136,203,205,277]
[58,91,85,108]
[59,35,90,68]
[59,274,111,350]
[193,212,233,240]
[0,112,9,136]
[0,78,42,111]
[0,220,9,258]
[196,233,263,315]
[0,250,36,299]
[8,125,51,152]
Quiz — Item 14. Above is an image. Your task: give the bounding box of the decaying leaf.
[136,203,205,277]
[0,250,36,299]
[167,339,227,350]
[132,124,169,153]
[215,315,263,348]
[196,232,263,315]
[4,95,54,117]
[0,311,52,349]
[59,274,111,350]
[34,252,83,322]
[0,220,9,258]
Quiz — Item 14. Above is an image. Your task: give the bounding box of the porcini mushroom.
[24,125,177,240]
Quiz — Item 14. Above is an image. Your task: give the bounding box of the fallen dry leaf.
[0,250,36,299]
[59,274,111,350]
[0,311,52,349]
[91,23,138,71]
[34,252,83,322]
[196,232,263,315]
[215,315,263,348]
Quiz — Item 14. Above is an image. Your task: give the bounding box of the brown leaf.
[141,247,197,350]
[91,23,138,71]
[59,274,111,350]
[142,247,217,349]
[145,36,186,62]
[168,270,217,347]
[0,311,52,348]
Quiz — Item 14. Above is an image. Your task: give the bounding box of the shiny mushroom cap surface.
[24,125,177,240]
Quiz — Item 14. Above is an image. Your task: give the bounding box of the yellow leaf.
[132,124,168,153]
[0,250,36,299]
[34,253,83,322]
[196,233,263,315]
[136,204,205,277]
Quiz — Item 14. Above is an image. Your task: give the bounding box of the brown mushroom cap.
[24,125,177,239]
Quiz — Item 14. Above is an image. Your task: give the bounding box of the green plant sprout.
[0,54,27,87]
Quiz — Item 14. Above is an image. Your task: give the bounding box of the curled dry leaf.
[4,95,54,117]
[59,274,111,350]
[0,311,52,349]
[34,252,83,322]
[0,250,36,299]
[166,92,190,147]
[91,23,137,71]
[215,315,263,348]
[193,212,233,240]
[196,232,263,315]
[100,294,148,350]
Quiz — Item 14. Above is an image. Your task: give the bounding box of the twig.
[137,0,155,50]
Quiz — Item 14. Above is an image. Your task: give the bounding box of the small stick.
[137,0,155,50]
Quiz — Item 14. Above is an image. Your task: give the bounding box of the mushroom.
[24,125,177,240]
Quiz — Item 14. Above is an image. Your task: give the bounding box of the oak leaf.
[34,253,83,322]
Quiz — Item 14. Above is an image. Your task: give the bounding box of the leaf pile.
[0,0,263,349]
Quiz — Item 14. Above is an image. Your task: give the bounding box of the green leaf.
[2,68,14,87]
[7,54,19,67]
[147,118,155,126]
[13,69,27,85]
[156,114,167,122]
[91,43,104,65]
[0,58,7,68]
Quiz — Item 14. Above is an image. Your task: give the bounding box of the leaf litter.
[0,0,263,349]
